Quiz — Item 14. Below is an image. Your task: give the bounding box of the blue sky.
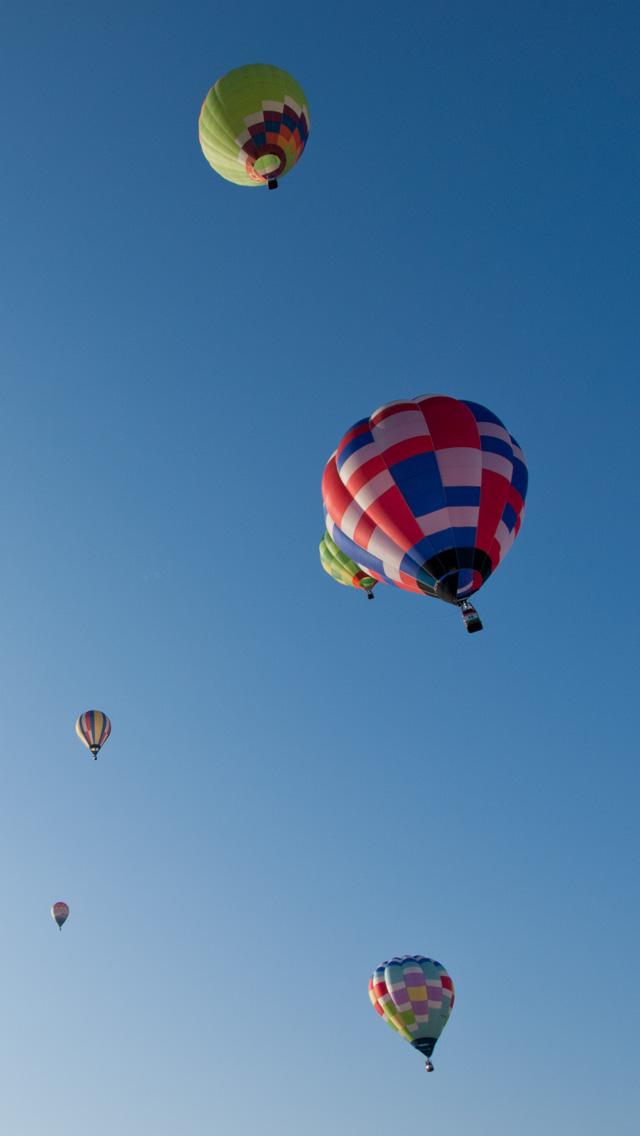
[0,2,638,1133]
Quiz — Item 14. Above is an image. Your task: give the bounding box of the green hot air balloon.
[320,531,378,598]
[199,64,310,190]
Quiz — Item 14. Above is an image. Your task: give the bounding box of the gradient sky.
[0,2,638,1133]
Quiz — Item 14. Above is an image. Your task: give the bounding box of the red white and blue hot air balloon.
[322,395,527,632]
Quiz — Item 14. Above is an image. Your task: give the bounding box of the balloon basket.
[460,601,483,633]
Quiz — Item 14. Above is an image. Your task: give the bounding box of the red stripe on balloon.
[370,400,415,426]
[344,453,388,497]
[352,512,377,548]
[336,420,370,459]
[379,434,434,467]
[421,395,480,449]
[322,457,355,527]
[364,485,425,553]
[475,469,511,555]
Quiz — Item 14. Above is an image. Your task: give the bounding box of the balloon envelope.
[51,902,69,929]
[76,711,111,757]
[199,63,310,187]
[369,955,454,1061]
[319,531,377,594]
[323,394,527,606]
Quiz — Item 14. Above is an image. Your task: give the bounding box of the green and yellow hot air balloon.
[320,532,377,598]
[199,64,310,190]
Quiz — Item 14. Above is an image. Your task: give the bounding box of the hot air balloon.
[76,711,111,759]
[319,531,378,598]
[51,902,69,930]
[322,395,527,632]
[199,63,310,190]
[369,955,454,1071]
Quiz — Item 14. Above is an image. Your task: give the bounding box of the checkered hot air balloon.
[319,531,378,598]
[51,902,69,930]
[199,63,310,190]
[322,394,528,632]
[76,711,111,759]
[369,955,454,1071]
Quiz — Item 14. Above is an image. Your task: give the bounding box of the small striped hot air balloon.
[76,711,111,759]
[199,63,310,190]
[369,955,455,1072]
[319,531,378,598]
[51,902,69,930]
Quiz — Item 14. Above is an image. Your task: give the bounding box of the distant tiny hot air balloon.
[319,531,378,598]
[323,394,528,632]
[369,955,454,1072]
[76,711,111,759]
[199,63,310,190]
[51,902,69,930]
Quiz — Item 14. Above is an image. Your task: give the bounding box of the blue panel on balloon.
[443,485,481,507]
[481,435,513,461]
[330,525,386,580]
[510,451,528,497]
[407,534,452,565]
[337,427,373,471]
[389,452,446,515]
[399,551,437,589]
[462,400,505,428]
[502,502,518,532]
[427,526,477,556]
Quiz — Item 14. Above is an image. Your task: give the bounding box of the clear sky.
[0,2,638,1133]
